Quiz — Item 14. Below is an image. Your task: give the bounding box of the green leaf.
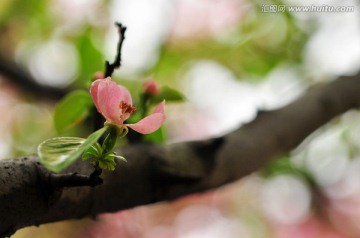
[54,90,93,133]
[102,152,116,161]
[38,127,108,172]
[114,155,127,163]
[151,86,185,104]
[98,160,116,171]
[143,126,166,143]
[102,152,127,163]
[97,152,117,171]
[38,137,86,173]
[75,30,104,81]
[82,143,102,160]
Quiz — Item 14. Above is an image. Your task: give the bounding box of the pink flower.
[90,77,166,134]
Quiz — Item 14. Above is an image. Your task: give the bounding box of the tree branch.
[0,54,69,100]
[47,169,103,188]
[1,75,360,237]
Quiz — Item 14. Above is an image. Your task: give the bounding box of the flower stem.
[101,126,118,154]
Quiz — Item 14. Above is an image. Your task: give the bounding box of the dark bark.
[0,75,360,237]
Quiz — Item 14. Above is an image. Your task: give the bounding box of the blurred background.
[1,0,360,237]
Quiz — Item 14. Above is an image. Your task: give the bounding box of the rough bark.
[1,75,360,237]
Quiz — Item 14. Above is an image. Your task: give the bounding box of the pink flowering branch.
[90,77,166,134]
[93,22,127,131]
[1,75,360,237]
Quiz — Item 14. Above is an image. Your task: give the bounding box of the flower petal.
[90,79,102,112]
[126,101,166,134]
[127,113,166,134]
[154,100,165,113]
[96,77,133,125]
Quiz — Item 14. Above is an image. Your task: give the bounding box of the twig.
[104,22,127,77]
[93,22,127,131]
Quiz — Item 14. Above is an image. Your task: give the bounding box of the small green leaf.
[93,142,102,154]
[151,86,185,104]
[102,152,127,162]
[98,160,116,171]
[114,155,127,163]
[103,153,116,161]
[38,127,108,172]
[82,143,102,160]
[98,152,117,171]
[54,90,93,133]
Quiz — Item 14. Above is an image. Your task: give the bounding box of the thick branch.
[48,169,103,188]
[0,54,68,100]
[1,76,360,237]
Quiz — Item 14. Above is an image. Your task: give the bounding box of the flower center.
[119,101,137,114]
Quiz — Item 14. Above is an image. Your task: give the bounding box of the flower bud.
[143,80,160,95]
[93,72,105,80]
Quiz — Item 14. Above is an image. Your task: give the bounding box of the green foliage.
[262,156,298,177]
[82,130,127,171]
[0,0,53,36]
[152,9,307,83]
[262,155,313,185]
[75,30,105,83]
[38,137,86,173]
[54,90,93,133]
[82,143,102,161]
[98,152,126,171]
[101,126,118,153]
[98,157,116,171]
[143,126,166,143]
[151,86,185,104]
[38,127,108,173]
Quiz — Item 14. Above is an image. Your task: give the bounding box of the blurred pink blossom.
[79,182,246,238]
[143,79,160,95]
[275,216,343,238]
[90,77,165,134]
[171,0,243,39]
